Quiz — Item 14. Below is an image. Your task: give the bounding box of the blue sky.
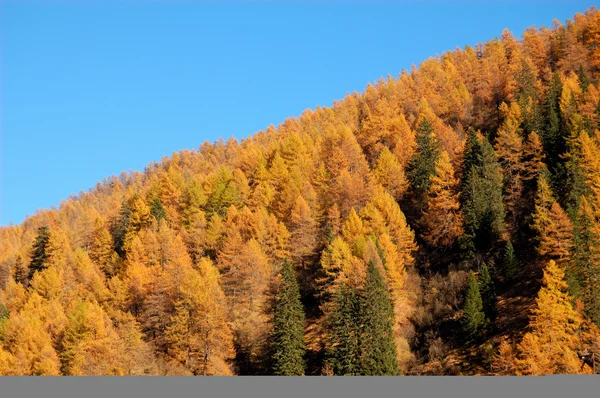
[0,1,596,226]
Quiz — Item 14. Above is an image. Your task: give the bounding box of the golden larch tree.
[422,150,463,247]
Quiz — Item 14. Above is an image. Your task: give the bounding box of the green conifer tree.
[326,282,362,375]
[28,226,51,279]
[460,136,505,260]
[358,261,400,375]
[270,260,306,375]
[503,241,519,279]
[150,198,167,223]
[407,119,441,199]
[478,262,497,324]
[572,198,600,327]
[461,272,486,344]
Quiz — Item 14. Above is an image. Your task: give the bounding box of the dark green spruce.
[28,226,51,279]
[503,241,519,280]
[461,272,486,344]
[358,261,400,375]
[572,203,600,327]
[270,260,306,375]
[326,262,399,376]
[460,133,505,260]
[407,118,441,199]
[478,262,497,325]
[112,200,132,258]
[326,282,362,375]
[150,197,167,223]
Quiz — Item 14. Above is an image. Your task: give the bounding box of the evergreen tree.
[358,261,400,375]
[460,135,505,259]
[572,197,600,327]
[270,260,306,376]
[461,272,486,343]
[28,226,51,279]
[578,64,590,92]
[478,263,497,324]
[150,198,167,223]
[326,282,362,375]
[461,128,484,192]
[503,241,519,279]
[542,72,569,202]
[112,201,132,258]
[407,119,441,199]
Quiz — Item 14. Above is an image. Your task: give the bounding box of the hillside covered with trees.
[2,8,600,376]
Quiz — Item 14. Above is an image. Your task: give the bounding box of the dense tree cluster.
[2,8,600,375]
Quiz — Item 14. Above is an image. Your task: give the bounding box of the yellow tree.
[517,260,585,375]
[165,258,235,375]
[422,151,463,247]
[531,174,574,264]
[521,131,545,182]
[88,217,118,277]
[143,220,194,354]
[372,147,408,200]
[494,102,525,228]
[1,315,61,375]
[289,195,318,268]
[157,170,183,225]
[61,300,126,375]
[360,188,417,267]
[359,95,414,162]
[492,336,518,375]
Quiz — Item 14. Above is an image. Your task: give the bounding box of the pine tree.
[358,261,400,375]
[460,135,505,258]
[578,64,590,92]
[572,196,600,326]
[407,118,441,199]
[503,241,519,279]
[326,282,362,375]
[478,263,497,324]
[150,198,167,223]
[461,272,486,343]
[270,260,306,375]
[28,226,51,279]
[461,128,483,193]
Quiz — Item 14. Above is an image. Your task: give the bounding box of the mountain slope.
[2,7,600,376]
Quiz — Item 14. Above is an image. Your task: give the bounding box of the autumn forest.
[2,8,600,376]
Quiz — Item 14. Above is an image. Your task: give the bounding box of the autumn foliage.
[2,8,600,375]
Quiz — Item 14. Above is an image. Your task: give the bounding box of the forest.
[1,7,600,376]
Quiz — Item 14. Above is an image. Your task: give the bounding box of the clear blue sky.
[0,1,596,226]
